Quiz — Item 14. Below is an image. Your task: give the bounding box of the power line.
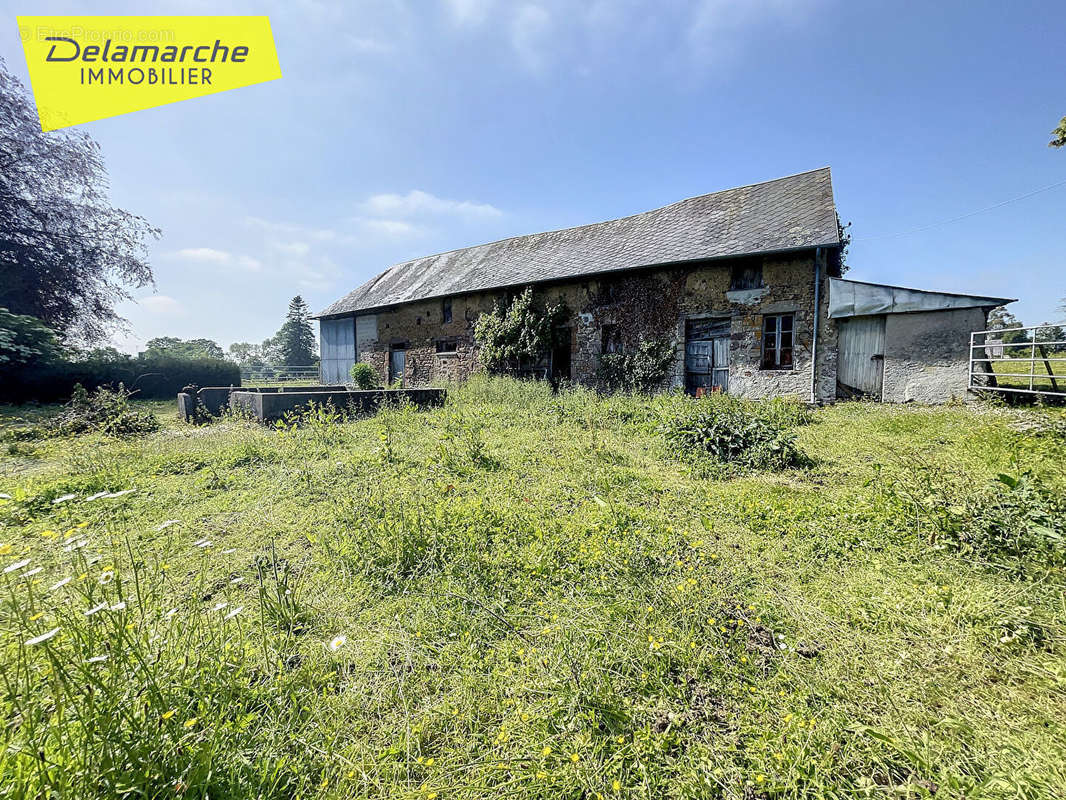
[854,176,1066,242]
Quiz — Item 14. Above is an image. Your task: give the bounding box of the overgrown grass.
[1,377,1065,798]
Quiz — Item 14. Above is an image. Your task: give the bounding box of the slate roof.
[317,167,839,317]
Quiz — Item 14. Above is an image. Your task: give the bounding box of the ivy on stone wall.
[598,337,676,394]
[473,286,567,374]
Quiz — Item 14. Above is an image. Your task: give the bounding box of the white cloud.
[510,4,552,74]
[271,241,312,258]
[244,216,353,244]
[687,0,822,68]
[170,247,261,272]
[445,0,495,25]
[174,247,231,264]
[360,189,502,220]
[433,0,821,77]
[356,218,424,237]
[344,35,396,54]
[139,295,184,315]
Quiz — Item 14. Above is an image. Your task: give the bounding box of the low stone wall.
[228,388,446,422]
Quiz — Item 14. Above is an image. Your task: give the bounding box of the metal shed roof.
[318,167,840,317]
[828,278,1014,319]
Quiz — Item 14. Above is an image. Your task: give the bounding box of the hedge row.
[1,356,241,403]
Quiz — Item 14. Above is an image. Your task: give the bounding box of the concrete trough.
[177,385,348,421]
[228,388,446,422]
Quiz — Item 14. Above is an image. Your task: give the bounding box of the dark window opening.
[435,337,458,355]
[730,261,764,291]
[551,327,572,383]
[442,298,452,324]
[602,324,622,354]
[761,313,794,369]
[600,283,620,303]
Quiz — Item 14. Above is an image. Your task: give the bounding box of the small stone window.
[761,314,794,369]
[442,298,452,324]
[602,324,622,354]
[435,337,458,355]
[730,262,764,291]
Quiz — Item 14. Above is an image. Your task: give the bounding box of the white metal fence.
[969,324,1065,398]
[239,365,321,386]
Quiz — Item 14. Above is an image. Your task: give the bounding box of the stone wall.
[882,307,987,404]
[335,248,839,401]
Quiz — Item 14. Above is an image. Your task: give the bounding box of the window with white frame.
[761,313,794,369]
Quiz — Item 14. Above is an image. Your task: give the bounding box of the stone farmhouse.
[316,168,1011,403]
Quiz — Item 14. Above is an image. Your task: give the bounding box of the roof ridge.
[379,167,833,271]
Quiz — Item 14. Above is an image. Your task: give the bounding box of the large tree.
[1035,323,1065,352]
[270,296,317,366]
[143,337,226,360]
[987,306,1030,345]
[228,341,267,366]
[0,307,62,367]
[0,58,159,344]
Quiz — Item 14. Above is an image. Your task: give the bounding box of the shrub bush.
[349,362,377,389]
[661,394,808,471]
[598,337,676,394]
[2,355,240,403]
[881,463,1066,574]
[50,383,161,437]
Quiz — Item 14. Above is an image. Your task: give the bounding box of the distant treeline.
[2,354,240,403]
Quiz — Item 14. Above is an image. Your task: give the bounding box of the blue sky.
[2,0,1063,352]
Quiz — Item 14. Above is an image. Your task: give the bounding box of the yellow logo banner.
[18,16,282,131]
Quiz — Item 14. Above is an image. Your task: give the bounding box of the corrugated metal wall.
[319,317,355,384]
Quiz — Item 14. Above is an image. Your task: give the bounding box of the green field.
[990,356,1066,393]
[1,380,1064,799]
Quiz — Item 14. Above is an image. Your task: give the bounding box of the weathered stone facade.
[334,247,840,402]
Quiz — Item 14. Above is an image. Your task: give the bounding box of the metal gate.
[837,315,885,398]
[685,317,730,395]
[969,324,1065,399]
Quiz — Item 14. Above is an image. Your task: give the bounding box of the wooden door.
[685,317,730,395]
[712,336,730,391]
[837,315,885,398]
